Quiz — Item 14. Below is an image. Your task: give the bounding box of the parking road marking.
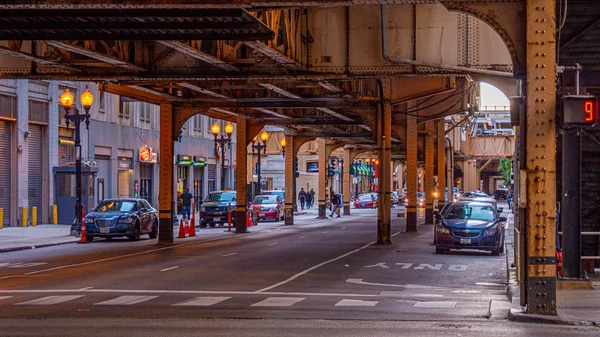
[160,266,180,272]
[251,297,305,307]
[174,297,231,307]
[16,295,84,305]
[222,253,238,257]
[413,301,456,309]
[94,295,158,306]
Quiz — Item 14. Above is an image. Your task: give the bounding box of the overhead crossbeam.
[0,45,80,72]
[44,41,145,71]
[178,83,236,101]
[245,41,306,71]
[158,41,239,72]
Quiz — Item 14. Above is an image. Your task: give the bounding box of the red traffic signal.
[562,95,598,127]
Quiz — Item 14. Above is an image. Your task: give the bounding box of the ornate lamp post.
[280,137,286,158]
[59,87,93,238]
[252,130,268,195]
[211,121,234,190]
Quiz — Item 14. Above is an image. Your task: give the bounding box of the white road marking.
[395,263,414,269]
[475,282,505,286]
[0,263,48,268]
[448,265,468,271]
[79,287,93,291]
[160,266,180,272]
[450,290,481,294]
[414,264,443,270]
[0,296,12,301]
[251,297,305,307]
[16,295,84,305]
[411,294,445,298]
[298,236,306,239]
[222,253,238,257]
[173,297,231,307]
[413,301,456,309]
[346,278,446,290]
[267,242,279,247]
[94,295,157,305]
[335,299,378,307]
[342,227,347,229]
[364,262,390,269]
[256,232,400,293]
[323,231,329,234]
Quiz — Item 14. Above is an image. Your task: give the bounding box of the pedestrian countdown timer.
[561,95,598,128]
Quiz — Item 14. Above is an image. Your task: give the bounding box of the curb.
[0,239,79,253]
[508,309,600,327]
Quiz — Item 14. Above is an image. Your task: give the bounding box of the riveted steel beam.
[377,79,392,244]
[405,103,418,233]
[99,83,170,105]
[158,41,239,72]
[235,117,249,233]
[178,83,236,101]
[245,41,306,71]
[44,40,146,71]
[158,103,175,245]
[0,45,80,72]
[436,119,446,209]
[424,120,435,223]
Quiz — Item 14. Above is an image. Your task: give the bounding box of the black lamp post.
[59,87,93,239]
[252,130,269,196]
[211,121,234,190]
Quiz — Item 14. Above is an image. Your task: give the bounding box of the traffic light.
[294,157,299,178]
[178,129,183,142]
[327,164,334,177]
[562,95,598,128]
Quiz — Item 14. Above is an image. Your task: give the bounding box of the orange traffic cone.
[188,217,196,237]
[247,212,253,227]
[184,217,190,235]
[177,217,186,238]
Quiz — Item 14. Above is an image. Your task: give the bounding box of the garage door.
[0,120,11,226]
[28,124,44,219]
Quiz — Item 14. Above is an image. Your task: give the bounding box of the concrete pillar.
[48,81,59,221]
[234,117,248,233]
[436,119,446,209]
[317,138,327,219]
[17,79,29,221]
[406,111,418,232]
[284,135,295,225]
[525,0,557,315]
[424,121,434,223]
[377,83,392,244]
[158,103,174,244]
[343,148,351,215]
[397,162,404,194]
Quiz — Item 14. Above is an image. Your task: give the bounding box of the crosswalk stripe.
[16,295,84,305]
[173,297,231,307]
[0,296,13,301]
[94,295,158,305]
[334,299,378,307]
[413,301,457,308]
[251,297,305,307]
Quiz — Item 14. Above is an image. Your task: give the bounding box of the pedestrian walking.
[507,191,513,210]
[329,193,340,218]
[309,188,316,208]
[305,191,313,210]
[180,188,193,220]
[298,188,307,210]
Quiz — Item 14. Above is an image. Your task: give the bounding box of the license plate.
[213,217,220,222]
[259,213,265,217]
[460,238,471,244]
[100,227,110,234]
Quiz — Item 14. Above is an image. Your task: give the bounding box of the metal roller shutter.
[58,144,72,166]
[28,124,43,218]
[208,164,216,180]
[0,121,11,226]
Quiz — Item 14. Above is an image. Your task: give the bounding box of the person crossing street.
[298,188,307,211]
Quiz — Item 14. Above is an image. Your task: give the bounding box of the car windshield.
[445,204,495,221]
[206,192,236,202]
[263,191,284,200]
[95,200,136,213]
[358,195,372,201]
[253,196,277,204]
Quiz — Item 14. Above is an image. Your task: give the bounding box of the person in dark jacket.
[329,193,340,218]
[305,191,313,210]
[298,188,307,210]
[180,188,193,220]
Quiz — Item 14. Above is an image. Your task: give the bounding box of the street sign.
[562,95,598,128]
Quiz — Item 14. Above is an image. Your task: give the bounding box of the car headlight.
[484,226,498,236]
[437,226,451,235]
[84,218,94,224]
[120,217,135,224]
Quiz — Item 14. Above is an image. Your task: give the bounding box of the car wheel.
[87,236,94,242]
[128,222,141,241]
[149,221,158,239]
[491,250,500,256]
[498,236,505,254]
[435,247,445,254]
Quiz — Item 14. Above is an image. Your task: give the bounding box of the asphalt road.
[2,202,589,336]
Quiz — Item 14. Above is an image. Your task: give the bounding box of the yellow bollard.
[31,207,37,227]
[21,207,28,227]
[0,208,3,229]
[53,205,58,224]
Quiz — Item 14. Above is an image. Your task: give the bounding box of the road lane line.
[335,299,378,307]
[0,296,12,301]
[94,295,158,305]
[342,227,347,229]
[347,278,447,290]
[222,253,238,257]
[298,236,306,239]
[174,297,231,307]
[267,242,279,247]
[160,266,180,272]
[251,297,305,307]
[15,295,84,305]
[413,301,456,308]
[255,232,401,293]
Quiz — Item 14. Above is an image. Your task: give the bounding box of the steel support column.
[284,135,296,225]
[436,119,446,209]
[446,141,454,204]
[377,80,392,244]
[560,130,581,278]
[406,110,418,232]
[424,121,435,223]
[524,0,557,316]
[235,117,248,233]
[158,103,174,244]
[318,138,328,219]
[343,148,352,216]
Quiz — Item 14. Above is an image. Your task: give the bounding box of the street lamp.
[252,130,268,195]
[280,137,286,158]
[59,87,93,241]
[211,121,234,190]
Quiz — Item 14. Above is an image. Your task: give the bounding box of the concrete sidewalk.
[0,225,78,253]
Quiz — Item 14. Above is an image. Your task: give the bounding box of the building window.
[99,91,105,112]
[193,115,202,132]
[119,97,132,119]
[140,102,152,123]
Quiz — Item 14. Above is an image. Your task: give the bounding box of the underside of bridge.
[0,0,563,316]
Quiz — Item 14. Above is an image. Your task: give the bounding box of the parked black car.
[434,201,507,256]
[81,198,158,241]
[199,190,236,228]
[494,189,508,200]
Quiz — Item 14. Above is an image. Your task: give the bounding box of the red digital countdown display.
[562,95,598,127]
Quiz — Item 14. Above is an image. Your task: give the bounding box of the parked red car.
[251,195,285,222]
[354,193,377,208]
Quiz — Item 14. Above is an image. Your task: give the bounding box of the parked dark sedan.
[199,190,236,228]
[434,201,506,256]
[83,198,158,241]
